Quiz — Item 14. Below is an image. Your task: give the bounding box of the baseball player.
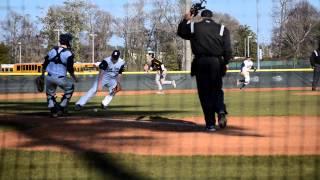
[144,50,176,94]
[75,50,125,110]
[237,56,256,89]
[41,33,78,117]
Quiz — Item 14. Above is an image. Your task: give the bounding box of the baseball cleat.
[57,106,68,116]
[75,104,83,111]
[156,91,165,94]
[218,113,227,129]
[206,125,217,132]
[50,107,59,118]
[51,113,58,118]
[101,103,107,110]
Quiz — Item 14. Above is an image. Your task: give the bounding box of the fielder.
[237,57,256,89]
[41,33,78,117]
[144,50,176,94]
[75,50,125,110]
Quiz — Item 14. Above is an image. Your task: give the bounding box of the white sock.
[102,95,114,106]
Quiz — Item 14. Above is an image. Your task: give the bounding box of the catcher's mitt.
[112,82,121,94]
[35,75,45,92]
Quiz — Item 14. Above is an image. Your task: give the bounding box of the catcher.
[75,50,125,110]
[40,33,78,117]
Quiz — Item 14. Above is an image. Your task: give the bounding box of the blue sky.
[0,0,319,46]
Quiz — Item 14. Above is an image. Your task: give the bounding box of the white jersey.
[241,59,254,73]
[46,47,73,77]
[99,56,125,81]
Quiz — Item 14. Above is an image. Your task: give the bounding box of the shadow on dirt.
[0,101,264,179]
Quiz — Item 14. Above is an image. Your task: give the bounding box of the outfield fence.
[0,69,314,93]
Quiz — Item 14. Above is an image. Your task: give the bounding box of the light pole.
[244,38,247,57]
[18,42,22,64]
[54,29,61,46]
[247,35,252,57]
[256,0,261,69]
[89,33,97,64]
[184,0,192,71]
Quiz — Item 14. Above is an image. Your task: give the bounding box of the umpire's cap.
[201,9,213,18]
[59,33,73,47]
[111,50,120,59]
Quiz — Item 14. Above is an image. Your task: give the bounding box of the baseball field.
[0,86,319,179]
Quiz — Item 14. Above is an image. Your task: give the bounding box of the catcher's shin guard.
[47,94,57,108]
[60,85,74,107]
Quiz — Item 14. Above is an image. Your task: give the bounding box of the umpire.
[310,41,320,91]
[177,9,232,131]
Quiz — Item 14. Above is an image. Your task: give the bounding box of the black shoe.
[218,113,227,129]
[50,107,58,118]
[75,104,83,111]
[206,125,217,132]
[101,103,107,110]
[57,106,68,116]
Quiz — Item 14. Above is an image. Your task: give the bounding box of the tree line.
[0,0,319,70]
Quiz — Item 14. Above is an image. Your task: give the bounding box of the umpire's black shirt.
[310,49,320,67]
[177,18,232,65]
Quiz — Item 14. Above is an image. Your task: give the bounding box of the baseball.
[93,108,98,112]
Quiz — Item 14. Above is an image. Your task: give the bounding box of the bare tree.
[39,6,64,48]
[1,11,23,63]
[1,11,44,63]
[116,0,148,71]
[271,0,295,57]
[147,0,183,70]
[282,1,319,59]
[85,4,113,61]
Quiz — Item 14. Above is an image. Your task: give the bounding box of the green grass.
[0,90,319,179]
[0,150,319,180]
[1,90,319,118]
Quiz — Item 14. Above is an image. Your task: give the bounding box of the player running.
[75,50,125,110]
[237,56,256,89]
[144,50,176,94]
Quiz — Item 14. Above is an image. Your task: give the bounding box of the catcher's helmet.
[59,33,73,47]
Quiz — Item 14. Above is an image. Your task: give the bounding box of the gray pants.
[155,72,173,91]
[312,64,320,90]
[45,75,74,109]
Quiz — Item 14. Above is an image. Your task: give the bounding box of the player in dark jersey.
[144,50,176,94]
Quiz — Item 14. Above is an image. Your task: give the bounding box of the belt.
[48,73,65,78]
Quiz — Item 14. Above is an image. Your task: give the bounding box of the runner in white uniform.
[75,50,125,110]
[237,57,256,89]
